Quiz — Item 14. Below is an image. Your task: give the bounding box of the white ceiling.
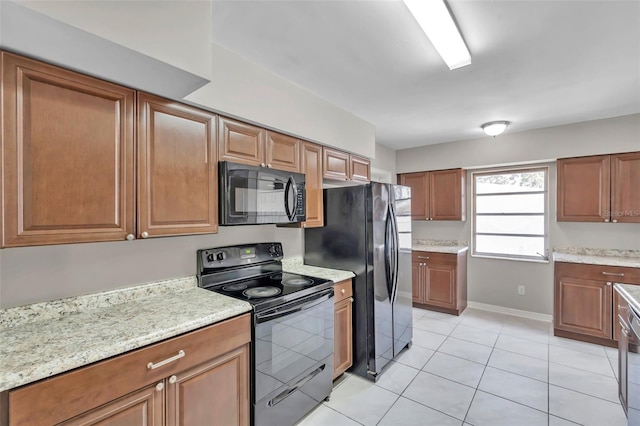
[211,0,640,150]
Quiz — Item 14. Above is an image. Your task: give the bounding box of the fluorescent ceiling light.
[403,0,471,70]
[481,121,510,136]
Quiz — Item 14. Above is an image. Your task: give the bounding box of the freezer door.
[392,184,413,357]
[371,183,394,374]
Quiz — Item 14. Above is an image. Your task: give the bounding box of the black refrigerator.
[304,182,412,382]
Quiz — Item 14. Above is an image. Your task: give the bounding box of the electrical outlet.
[518,285,525,295]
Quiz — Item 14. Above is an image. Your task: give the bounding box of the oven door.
[253,288,334,426]
[220,161,305,225]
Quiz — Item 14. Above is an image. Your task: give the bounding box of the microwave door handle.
[284,176,298,221]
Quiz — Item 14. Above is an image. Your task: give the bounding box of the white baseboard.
[467,301,552,323]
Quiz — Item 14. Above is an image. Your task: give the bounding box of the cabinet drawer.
[8,314,251,426]
[334,280,353,303]
[555,262,640,284]
[412,251,457,266]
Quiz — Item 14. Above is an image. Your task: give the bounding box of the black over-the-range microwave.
[219,161,306,225]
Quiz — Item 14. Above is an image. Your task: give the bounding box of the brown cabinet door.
[557,155,611,222]
[425,264,456,309]
[333,297,353,379]
[611,152,640,223]
[60,383,164,426]
[350,155,371,182]
[555,275,612,339]
[218,117,266,166]
[323,147,350,181]
[138,93,218,238]
[301,142,324,228]
[266,131,300,172]
[166,343,250,426]
[399,173,428,220]
[411,260,424,304]
[429,169,466,221]
[1,52,135,247]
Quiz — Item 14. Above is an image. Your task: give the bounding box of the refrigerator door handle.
[384,204,395,300]
[390,204,400,304]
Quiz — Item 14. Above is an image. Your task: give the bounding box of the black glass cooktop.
[202,272,333,310]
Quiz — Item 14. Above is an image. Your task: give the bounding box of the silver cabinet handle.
[147,350,185,370]
[169,375,177,384]
[417,256,430,259]
[126,234,134,241]
[613,219,618,223]
[261,163,266,167]
[349,297,354,303]
[604,218,610,222]
[606,282,612,286]
[156,382,164,392]
[341,288,346,294]
[603,272,624,277]
[141,231,149,239]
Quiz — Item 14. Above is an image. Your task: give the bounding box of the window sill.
[470,253,550,264]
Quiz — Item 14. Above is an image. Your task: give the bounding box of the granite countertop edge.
[0,285,251,393]
[412,244,469,254]
[282,257,355,282]
[553,252,640,268]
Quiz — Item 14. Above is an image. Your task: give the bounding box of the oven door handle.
[284,176,298,222]
[255,289,334,323]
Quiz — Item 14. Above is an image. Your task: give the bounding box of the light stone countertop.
[0,277,251,393]
[282,257,355,283]
[553,247,640,268]
[412,239,469,254]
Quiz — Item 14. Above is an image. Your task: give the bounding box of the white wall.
[16,0,213,79]
[0,226,303,309]
[185,43,376,159]
[399,114,640,315]
[371,143,397,183]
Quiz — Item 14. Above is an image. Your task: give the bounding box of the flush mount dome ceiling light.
[403,0,471,70]
[481,121,510,137]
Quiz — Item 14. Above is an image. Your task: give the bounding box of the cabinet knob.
[604,218,610,222]
[141,231,149,239]
[341,288,346,294]
[169,375,177,384]
[613,219,618,223]
[126,234,135,241]
[606,282,612,286]
[268,163,272,168]
[303,223,307,228]
[261,163,266,167]
[349,297,354,303]
[156,382,164,392]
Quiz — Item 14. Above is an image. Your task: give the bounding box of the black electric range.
[196,242,335,426]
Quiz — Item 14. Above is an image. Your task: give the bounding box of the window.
[472,167,548,261]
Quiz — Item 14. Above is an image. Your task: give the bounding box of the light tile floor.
[297,307,627,426]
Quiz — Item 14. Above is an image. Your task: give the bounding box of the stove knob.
[216,252,226,261]
[206,253,215,262]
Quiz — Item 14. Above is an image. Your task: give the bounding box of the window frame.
[471,165,550,263]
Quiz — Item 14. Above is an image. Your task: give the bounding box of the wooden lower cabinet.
[333,279,353,379]
[412,251,467,315]
[6,314,250,426]
[554,262,640,346]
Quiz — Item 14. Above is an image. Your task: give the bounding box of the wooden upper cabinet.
[137,93,218,238]
[301,142,324,228]
[322,147,371,182]
[1,52,135,247]
[429,169,466,221]
[557,155,610,222]
[398,169,465,221]
[557,152,640,223]
[399,173,428,220]
[323,147,350,181]
[350,155,371,182]
[611,152,640,223]
[218,117,266,166]
[266,131,300,172]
